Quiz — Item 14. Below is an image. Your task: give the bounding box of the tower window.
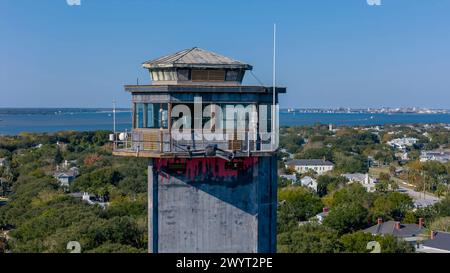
[135,103,168,129]
[151,69,177,82]
[225,70,240,81]
[177,69,190,81]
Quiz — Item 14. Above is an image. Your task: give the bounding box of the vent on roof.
[192,70,225,82]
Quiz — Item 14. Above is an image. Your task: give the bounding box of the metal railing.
[111,130,276,156]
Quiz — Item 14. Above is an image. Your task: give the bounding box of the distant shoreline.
[1,110,450,136]
[1,107,448,115]
[0,108,131,116]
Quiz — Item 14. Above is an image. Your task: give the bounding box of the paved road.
[397,185,440,208]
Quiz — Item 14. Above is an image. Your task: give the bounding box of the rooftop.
[142,47,253,70]
[364,220,424,238]
[54,167,79,178]
[421,150,450,156]
[300,176,316,183]
[342,173,377,183]
[423,231,450,251]
[286,159,334,166]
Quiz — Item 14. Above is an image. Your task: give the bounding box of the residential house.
[279,174,297,184]
[419,150,450,163]
[342,173,378,192]
[418,231,450,253]
[387,137,418,150]
[54,167,79,187]
[413,198,439,209]
[313,208,330,224]
[298,176,318,192]
[364,218,425,244]
[395,152,409,161]
[285,159,334,175]
[68,192,109,209]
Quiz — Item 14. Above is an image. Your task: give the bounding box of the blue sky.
[1,0,450,108]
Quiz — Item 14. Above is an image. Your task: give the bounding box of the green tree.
[430,216,450,232]
[316,175,348,197]
[54,148,63,165]
[340,231,377,253]
[324,183,372,209]
[340,232,415,253]
[296,148,333,161]
[323,202,369,234]
[370,192,413,222]
[278,187,323,233]
[436,183,448,198]
[378,234,415,253]
[333,152,368,173]
[278,223,340,253]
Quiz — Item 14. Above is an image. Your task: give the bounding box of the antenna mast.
[272,23,277,150]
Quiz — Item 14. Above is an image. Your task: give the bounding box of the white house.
[298,176,318,192]
[285,159,334,175]
[387,137,418,150]
[342,173,378,192]
[54,167,79,187]
[68,192,109,209]
[420,150,450,163]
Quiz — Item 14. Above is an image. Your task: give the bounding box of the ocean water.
[280,112,450,127]
[0,109,450,135]
[0,110,132,135]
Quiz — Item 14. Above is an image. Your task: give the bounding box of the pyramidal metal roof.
[142,47,253,70]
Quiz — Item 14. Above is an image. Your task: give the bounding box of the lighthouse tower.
[113,47,285,253]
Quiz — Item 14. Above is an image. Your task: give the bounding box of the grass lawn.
[369,167,390,177]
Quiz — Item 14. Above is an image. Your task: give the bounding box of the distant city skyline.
[1,1,450,108]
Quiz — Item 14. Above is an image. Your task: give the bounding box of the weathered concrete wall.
[148,156,277,253]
